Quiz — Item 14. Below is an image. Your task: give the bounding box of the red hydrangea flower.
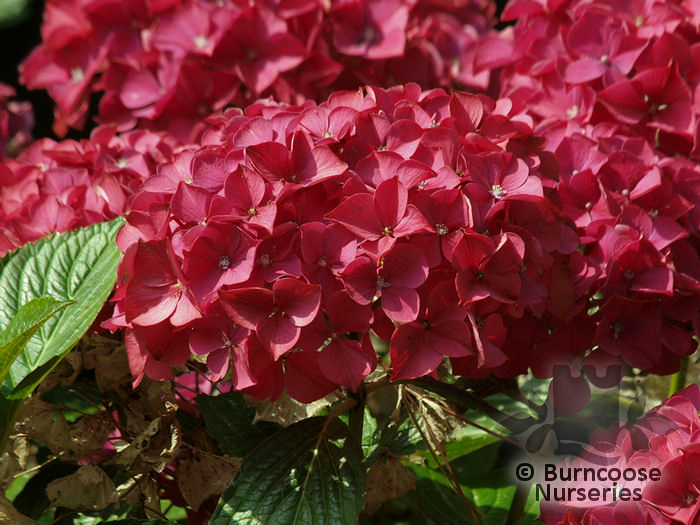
[20,0,501,135]
[327,176,432,258]
[330,0,410,60]
[298,291,376,390]
[341,243,429,323]
[390,281,472,380]
[181,223,259,306]
[452,231,525,305]
[124,240,200,328]
[219,278,321,360]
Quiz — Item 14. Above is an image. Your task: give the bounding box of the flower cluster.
[497,0,700,157]
[0,126,181,256]
[479,0,700,410]
[19,0,500,141]
[542,384,700,524]
[0,82,33,158]
[6,0,700,408]
[103,84,565,400]
[102,77,699,404]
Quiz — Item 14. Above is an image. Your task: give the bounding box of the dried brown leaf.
[191,426,219,454]
[93,343,132,394]
[37,350,82,394]
[120,379,177,438]
[366,385,400,422]
[80,333,124,369]
[45,464,118,511]
[415,396,465,456]
[251,391,339,427]
[363,457,416,515]
[111,416,181,474]
[177,450,242,511]
[118,474,159,513]
[141,475,163,520]
[15,398,70,454]
[0,436,29,490]
[64,413,115,459]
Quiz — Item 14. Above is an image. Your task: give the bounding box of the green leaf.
[408,464,474,525]
[0,0,31,29]
[0,297,72,385]
[408,464,537,525]
[211,416,365,525]
[468,470,518,525]
[360,406,380,462]
[419,414,502,471]
[450,442,502,485]
[0,219,124,450]
[197,391,267,457]
[520,484,545,525]
[0,218,124,395]
[378,415,424,455]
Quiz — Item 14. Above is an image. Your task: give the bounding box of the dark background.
[0,0,55,138]
[1,0,54,137]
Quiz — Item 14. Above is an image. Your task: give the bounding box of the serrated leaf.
[197,391,266,457]
[408,464,474,525]
[0,219,124,451]
[0,218,124,395]
[0,297,72,386]
[211,416,365,525]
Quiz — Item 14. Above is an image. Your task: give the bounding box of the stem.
[410,377,539,435]
[348,385,365,445]
[0,397,25,455]
[402,392,481,524]
[668,355,689,397]
[439,404,523,450]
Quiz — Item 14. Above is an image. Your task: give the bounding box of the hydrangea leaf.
[467,471,518,525]
[211,416,365,525]
[0,219,124,450]
[408,464,475,524]
[197,391,266,457]
[0,296,72,386]
[0,217,124,395]
[410,465,540,525]
[0,0,30,29]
